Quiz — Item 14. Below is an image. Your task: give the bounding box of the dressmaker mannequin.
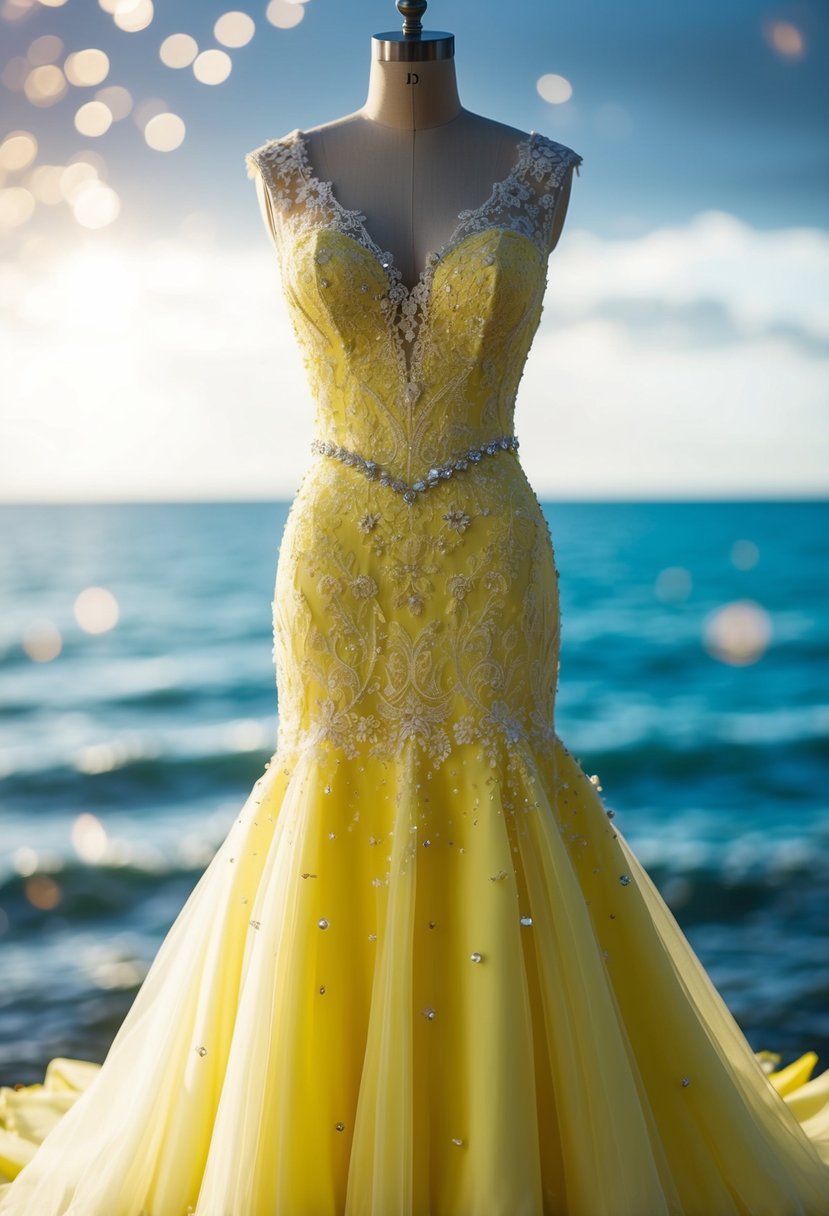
[255,0,575,289]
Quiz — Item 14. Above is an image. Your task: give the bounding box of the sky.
[0,0,827,501]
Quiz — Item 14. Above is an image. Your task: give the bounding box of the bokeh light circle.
[763,20,805,58]
[214,11,255,47]
[113,0,153,32]
[71,813,109,863]
[72,180,121,229]
[74,101,113,137]
[0,131,38,171]
[95,84,133,120]
[22,620,62,662]
[266,0,304,28]
[29,164,64,204]
[537,73,573,104]
[193,48,232,84]
[74,586,120,633]
[65,48,110,87]
[0,187,35,228]
[59,160,98,203]
[144,111,186,151]
[24,63,68,106]
[2,58,30,92]
[731,539,760,570]
[27,34,64,65]
[160,33,198,68]
[703,600,772,666]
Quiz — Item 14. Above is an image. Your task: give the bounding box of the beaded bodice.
[244,127,582,770]
[245,128,582,484]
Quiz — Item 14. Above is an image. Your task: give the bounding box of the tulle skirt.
[1,736,828,1214]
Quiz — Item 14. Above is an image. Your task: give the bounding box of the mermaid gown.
[1,127,828,1216]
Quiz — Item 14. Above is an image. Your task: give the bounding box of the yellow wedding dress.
[2,127,828,1216]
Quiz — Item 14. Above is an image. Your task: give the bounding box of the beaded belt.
[310,434,519,504]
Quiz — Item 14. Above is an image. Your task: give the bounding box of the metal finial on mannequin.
[397,0,427,37]
[373,0,454,62]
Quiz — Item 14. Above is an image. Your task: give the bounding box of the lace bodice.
[245,128,582,485]
[244,126,582,770]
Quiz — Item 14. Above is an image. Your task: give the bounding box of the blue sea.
[1,501,827,1086]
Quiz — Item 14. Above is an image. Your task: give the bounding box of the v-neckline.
[288,126,538,298]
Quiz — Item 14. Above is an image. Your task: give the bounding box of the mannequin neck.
[360,55,463,130]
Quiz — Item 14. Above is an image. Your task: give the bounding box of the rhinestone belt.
[310,435,519,504]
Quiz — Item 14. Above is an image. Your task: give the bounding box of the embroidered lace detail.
[310,434,519,503]
[244,126,581,770]
[245,128,582,384]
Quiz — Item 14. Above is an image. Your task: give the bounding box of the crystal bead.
[451,1137,464,1146]
[309,434,518,501]
[195,1045,207,1057]
[681,1077,691,1087]
[335,1121,345,1131]
[318,917,330,929]
[470,951,483,963]
[520,915,533,926]
[423,1007,436,1020]
[619,874,631,886]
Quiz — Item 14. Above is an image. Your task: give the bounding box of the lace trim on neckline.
[246,125,581,387]
[287,127,540,299]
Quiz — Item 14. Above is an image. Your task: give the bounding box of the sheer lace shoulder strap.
[244,128,309,248]
[474,131,582,259]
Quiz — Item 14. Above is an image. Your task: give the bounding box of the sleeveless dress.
[1,127,828,1216]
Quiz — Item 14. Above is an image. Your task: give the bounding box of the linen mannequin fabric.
[1,127,829,1216]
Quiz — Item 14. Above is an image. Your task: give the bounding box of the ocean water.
[0,500,827,1086]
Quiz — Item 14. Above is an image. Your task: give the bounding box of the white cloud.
[0,212,827,502]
